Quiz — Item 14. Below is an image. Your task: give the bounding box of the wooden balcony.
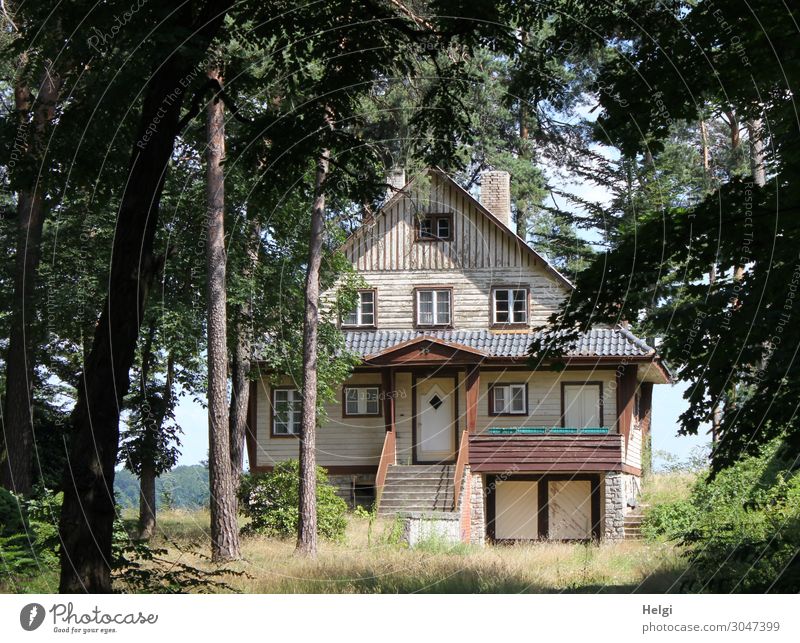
[469,431,625,473]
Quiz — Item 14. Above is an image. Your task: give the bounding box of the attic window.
[492,287,529,325]
[417,214,452,241]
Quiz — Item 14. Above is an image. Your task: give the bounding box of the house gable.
[342,169,572,288]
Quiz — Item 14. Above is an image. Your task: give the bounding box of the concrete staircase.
[624,504,649,539]
[377,464,455,515]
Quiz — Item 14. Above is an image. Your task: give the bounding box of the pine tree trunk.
[296,147,330,558]
[1,64,61,495]
[229,218,260,480]
[206,67,240,562]
[58,5,230,592]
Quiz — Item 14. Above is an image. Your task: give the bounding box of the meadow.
[3,472,695,594]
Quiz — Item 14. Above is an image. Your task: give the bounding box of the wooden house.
[247,168,669,543]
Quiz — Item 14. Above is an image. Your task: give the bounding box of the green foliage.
[239,460,348,541]
[641,500,697,542]
[0,487,26,536]
[0,487,61,582]
[644,439,800,592]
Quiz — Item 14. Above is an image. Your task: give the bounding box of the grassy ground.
[3,472,697,594]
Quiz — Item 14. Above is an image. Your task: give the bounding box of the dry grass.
[639,471,698,506]
[147,512,687,594]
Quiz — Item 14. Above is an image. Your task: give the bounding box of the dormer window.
[417,214,452,241]
[492,287,529,325]
[415,288,451,327]
[342,290,376,327]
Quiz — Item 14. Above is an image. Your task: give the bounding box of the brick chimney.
[480,170,511,230]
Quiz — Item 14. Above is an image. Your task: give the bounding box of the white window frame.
[342,290,376,327]
[416,289,451,326]
[492,383,527,415]
[493,287,528,324]
[273,388,301,435]
[343,386,381,416]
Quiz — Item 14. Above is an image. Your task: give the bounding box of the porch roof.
[345,326,655,360]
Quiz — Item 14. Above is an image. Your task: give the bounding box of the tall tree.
[58,1,232,593]
[296,142,330,557]
[205,67,240,562]
[531,0,800,472]
[1,54,61,494]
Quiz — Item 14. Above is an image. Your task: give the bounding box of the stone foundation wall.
[604,473,625,540]
[469,472,486,546]
[604,472,642,540]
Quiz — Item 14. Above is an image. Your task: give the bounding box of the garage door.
[494,480,538,540]
[548,480,592,540]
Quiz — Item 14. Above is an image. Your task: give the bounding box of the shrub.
[641,499,698,541]
[653,438,800,592]
[238,460,348,541]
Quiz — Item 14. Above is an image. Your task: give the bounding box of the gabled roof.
[341,167,574,291]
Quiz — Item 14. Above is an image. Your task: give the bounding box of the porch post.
[465,364,480,433]
[382,367,395,433]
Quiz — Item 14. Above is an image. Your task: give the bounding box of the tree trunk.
[138,463,157,540]
[206,67,240,562]
[747,118,766,187]
[229,218,261,480]
[58,5,230,593]
[1,63,61,495]
[296,147,330,558]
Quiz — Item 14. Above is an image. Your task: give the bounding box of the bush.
[238,460,348,541]
[641,499,698,541]
[650,439,800,592]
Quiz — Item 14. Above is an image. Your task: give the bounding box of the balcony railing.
[487,426,610,436]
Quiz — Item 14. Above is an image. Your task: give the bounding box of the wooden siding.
[477,370,617,431]
[626,413,643,470]
[469,434,624,473]
[255,372,386,468]
[334,173,567,329]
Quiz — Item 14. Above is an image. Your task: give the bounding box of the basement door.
[548,480,592,540]
[494,480,538,540]
[415,377,456,463]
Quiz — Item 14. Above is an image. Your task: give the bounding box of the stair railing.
[452,430,469,511]
[375,429,396,507]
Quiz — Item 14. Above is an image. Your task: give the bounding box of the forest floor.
[3,472,696,593]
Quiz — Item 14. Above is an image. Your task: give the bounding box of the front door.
[415,377,456,463]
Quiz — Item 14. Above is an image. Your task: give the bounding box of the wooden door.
[416,378,456,462]
[548,480,592,540]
